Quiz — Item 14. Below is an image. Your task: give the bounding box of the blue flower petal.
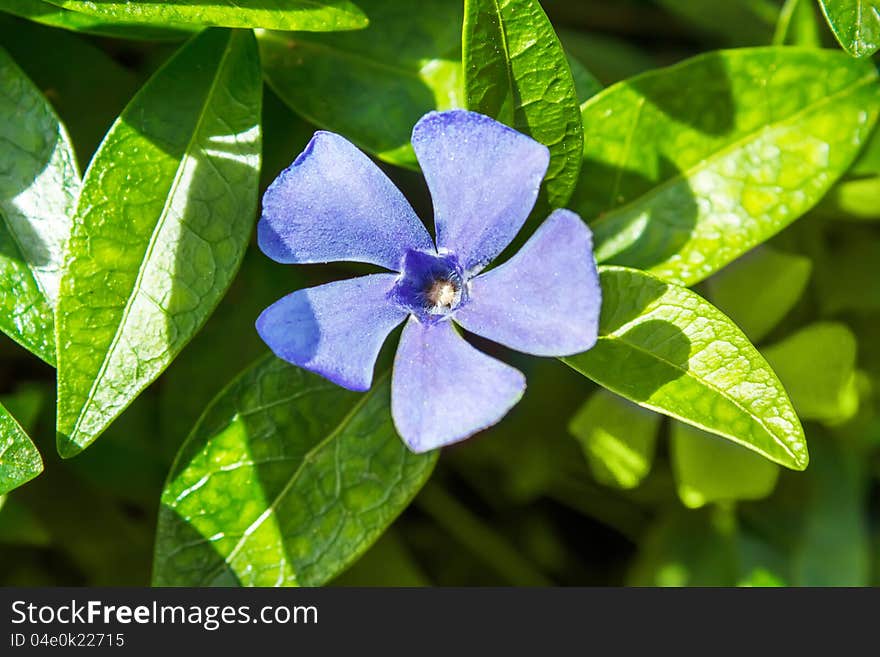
[392,317,525,452]
[258,131,434,271]
[454,209,601,356]
[411,110,550,273]
[256,274,408,391]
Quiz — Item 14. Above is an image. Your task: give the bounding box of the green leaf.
[258,0,463,169]
[671,421,779,509]
[817,0,880,57]
[0,47,79,365]
[0,13,140,170]
[463,0,583,207]
[763,322,859,423]
[43,0,368,31]
[563,267,808,470]
[574,48,880,286]
[1,0,196,40]
[706,246,812,342]
[55,29,262,457]
[568,389,659,490]
[0,402,43,495]
[153,357,437,586]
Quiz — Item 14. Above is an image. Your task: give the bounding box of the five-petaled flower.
[256,110,601,453]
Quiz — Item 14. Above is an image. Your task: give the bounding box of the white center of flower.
[426,280,457,308]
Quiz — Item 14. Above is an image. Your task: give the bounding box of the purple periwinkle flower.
[256,110,601,453]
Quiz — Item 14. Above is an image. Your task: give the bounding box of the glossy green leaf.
[706,246,812,342]
[763,322,859,423]
[463,0,583,207]
[568,389,659,490]
[0,47,79,365]
[574,48,880,286]
[563,267,808,470]
[671,421,779,509]
[259,0,462,169]
[0,13,140,169]
[55,29,262,457]
[44,0,368,31]
[817,0,880,57]
[0,402,42,495]
[1,0,195,40]
[153,357,437,586]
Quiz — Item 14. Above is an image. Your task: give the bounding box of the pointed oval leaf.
[56,29,262,456]
[563,266,808,470]
[706,245,812,342]
[1,0,195,40]
[0,401,43,495]
[463,0,583,207]
[817,0,880,58]
[568,389,660,490]
[43,0,368,31]
[574,48,880,286]
[671,421,779,509]
[259,0,463,169]
[0,46,79,365]
[153,357,437,587]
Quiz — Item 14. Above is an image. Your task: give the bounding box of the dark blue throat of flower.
[391,249,468,322]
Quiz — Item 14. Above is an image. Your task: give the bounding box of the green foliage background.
[0,0,879,586]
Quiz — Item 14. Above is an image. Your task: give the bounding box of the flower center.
[391,249,468,322]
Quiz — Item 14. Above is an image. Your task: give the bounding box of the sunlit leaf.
[0,47,79,365]
[568,389,659,489]
[574,48,880,286]
[1,0,195,40]
[43,0,368,31]
[259,0,462,169]
[0,402,42,495]
[564,267,808,470]
[55,29,262,456]
[463,0,583,207]
[153,357,437,587]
